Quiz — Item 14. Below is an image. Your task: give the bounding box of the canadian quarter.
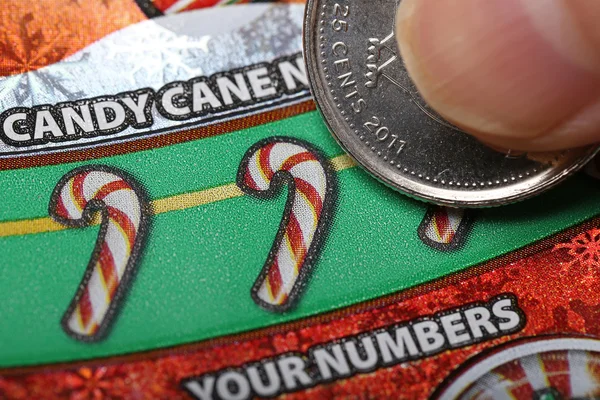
[304,0,600,207]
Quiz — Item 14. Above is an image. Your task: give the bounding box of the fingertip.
[395,0,600,147]
[471,98,600,152]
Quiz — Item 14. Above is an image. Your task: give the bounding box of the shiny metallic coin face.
[304,0,600,207]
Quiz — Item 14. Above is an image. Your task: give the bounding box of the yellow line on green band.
[0,155,356,238]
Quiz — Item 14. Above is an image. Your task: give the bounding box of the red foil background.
[3,220,600,399]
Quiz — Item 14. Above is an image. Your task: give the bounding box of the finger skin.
[396,0,600,151]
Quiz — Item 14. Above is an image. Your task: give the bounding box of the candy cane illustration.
[49,165,149,342]
[237,137,337,312]
[418,206,473,251]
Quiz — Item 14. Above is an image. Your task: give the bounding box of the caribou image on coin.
[304,0,600,207]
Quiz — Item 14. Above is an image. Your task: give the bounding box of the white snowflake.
[0,54,88,110]
[102,26,210,83]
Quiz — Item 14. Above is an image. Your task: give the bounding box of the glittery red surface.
[3,223,600,399]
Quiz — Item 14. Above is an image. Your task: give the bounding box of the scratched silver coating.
[304,0,600,207]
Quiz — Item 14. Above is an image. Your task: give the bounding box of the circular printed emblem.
[434,337,600,400]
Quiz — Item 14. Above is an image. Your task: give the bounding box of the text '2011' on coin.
[304,0,600,207]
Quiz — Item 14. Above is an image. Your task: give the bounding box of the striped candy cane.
[237,137,336,311]
[49,165,149,341]
[418,206,472,251]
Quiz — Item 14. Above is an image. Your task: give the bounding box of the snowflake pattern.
[103,27,209,83]
[0,52,89,113]
[0,9,89,111]
[4,225,600,399]
[0,13,72,77]
[0,4,305,156]
[62,367,116,400]
[554,228,600,274]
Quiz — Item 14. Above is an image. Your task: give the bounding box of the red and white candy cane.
[237,137,336,311]
[418,206,473,251]
[49,165,148,341]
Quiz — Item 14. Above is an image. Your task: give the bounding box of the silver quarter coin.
[304,0,600,207]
